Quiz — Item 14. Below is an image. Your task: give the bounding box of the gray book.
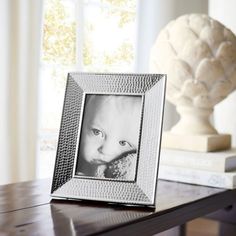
[160,148,236,172]
[159,165,236,189]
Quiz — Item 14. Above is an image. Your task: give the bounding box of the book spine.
[160,153,224,172]
[158,165,236,189]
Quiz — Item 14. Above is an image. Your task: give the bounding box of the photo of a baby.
[76,94,142,181]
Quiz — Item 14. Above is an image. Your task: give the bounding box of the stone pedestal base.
[162,132,231,152]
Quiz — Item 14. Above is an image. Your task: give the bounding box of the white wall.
[0,1,10,184]
[209,0,236,146]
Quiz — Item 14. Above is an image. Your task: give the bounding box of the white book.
[159,165,236,189]
[160,148,236,172]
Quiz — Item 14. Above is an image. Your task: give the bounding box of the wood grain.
[0,179,236,236]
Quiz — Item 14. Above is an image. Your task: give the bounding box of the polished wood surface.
[0,179,236,236]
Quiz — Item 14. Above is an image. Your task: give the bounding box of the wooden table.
[1,179,236,236]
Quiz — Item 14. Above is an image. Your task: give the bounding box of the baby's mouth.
[91,159,107,165]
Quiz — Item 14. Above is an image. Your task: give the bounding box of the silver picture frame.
[51,72,166,207]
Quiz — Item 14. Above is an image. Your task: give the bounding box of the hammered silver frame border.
[51,72,166,207]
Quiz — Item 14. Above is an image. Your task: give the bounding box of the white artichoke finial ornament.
[150,14,236,152]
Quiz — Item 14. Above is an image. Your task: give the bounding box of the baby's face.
[79,95,141,164]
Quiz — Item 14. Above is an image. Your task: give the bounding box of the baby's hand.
[94,164,106,178]
[104,153,137,180]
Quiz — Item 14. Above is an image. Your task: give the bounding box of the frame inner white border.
[73,92,145,183]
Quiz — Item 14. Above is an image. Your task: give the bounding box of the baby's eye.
[119,140,132,147]
[92,128,103,137]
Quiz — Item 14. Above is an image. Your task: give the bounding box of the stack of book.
[159,148,236,189]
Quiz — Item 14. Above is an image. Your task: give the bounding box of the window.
[82,0,137,72]
[37,0,137,179]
